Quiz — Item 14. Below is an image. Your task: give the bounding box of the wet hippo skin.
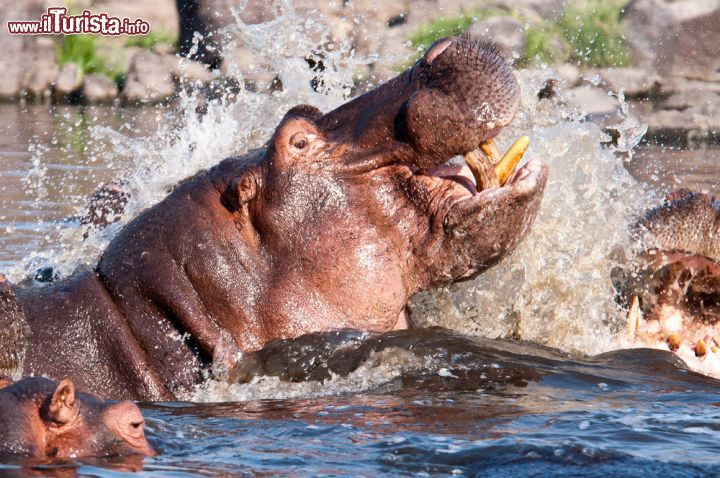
[4,36,548,400]
[619,190,720,361]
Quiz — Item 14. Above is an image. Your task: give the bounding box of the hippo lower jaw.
[416,157,545,212]
[404,145,548,285]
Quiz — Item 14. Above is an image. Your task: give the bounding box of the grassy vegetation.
[406,0,631,69]
[56,29,177,90]
[403,7,509,69]
[409,14,475,53]
[557,0,631,67]
[56,35,124,86]
[519,25,562,67]
[125,30,178,49]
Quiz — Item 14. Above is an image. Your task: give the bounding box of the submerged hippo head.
[0,377,154,458]
[619,190,720,373]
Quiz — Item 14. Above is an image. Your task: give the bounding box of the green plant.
[409,14,475,53]
[401,7,509,70]
[558,0,631,67]
[125,30,178,49]
[405,0,631,70]
[56,35,123,84]
[519,26,563,67]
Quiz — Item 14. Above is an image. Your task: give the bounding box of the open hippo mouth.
[621,190,720,375]
[413,134,535,202]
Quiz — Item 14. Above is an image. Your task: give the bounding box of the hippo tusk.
[627,295,642,339]
[667,333,682,351]
[695,339,708,357]
[464,136,531,192]
[480,139,501,164]
[495,136,530,186]
[464,149,499,191]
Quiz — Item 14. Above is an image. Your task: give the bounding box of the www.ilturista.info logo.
[7,7,150,36]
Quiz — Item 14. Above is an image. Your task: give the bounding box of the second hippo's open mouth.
[624,252,720,380]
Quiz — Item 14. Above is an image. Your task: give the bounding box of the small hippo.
[0,377,154,458]
[619,190,720,373]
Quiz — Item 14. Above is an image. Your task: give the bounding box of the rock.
[565,85,619,119]
[165,55,214,85]
[82,74,118,104]
[100,0,179,37]
[624,0,720,80]
[659,77,720,97]
[344,0,410,26]
[597,68,663,99]
[662,90,720,111]
[0,0,46,101]
[54,63,83,100]
[122,51,176,104]
[467,16,527,61]
[643,108,720,146]
[493,0,568,21]
[553,64,580,88]
[21,37,59,102]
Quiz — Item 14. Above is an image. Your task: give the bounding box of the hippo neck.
[17,267,172,400]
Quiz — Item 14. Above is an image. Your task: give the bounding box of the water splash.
[8,0,362,281]
[410,69,653,356]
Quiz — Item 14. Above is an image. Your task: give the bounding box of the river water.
[2,5,720,475]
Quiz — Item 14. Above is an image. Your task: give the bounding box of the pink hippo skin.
[0,377,154,458]
[0,37,548,400]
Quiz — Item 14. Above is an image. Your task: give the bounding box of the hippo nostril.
[424,37,455,65]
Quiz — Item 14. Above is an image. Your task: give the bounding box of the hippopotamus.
[0,377,153,458]
[618,190,720,374]
[1,36,548,400]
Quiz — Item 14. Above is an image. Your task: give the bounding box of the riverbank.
[1,0,719,146]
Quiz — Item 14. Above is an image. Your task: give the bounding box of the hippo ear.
[221,174,257,212]
[48,379,78,425]
[280,104,323,122]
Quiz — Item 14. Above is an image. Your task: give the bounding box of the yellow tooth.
[495,136,530,186]
[627,295,642,339]
[696,339,708,357]
[464,149,499,192]
[667,333,681,351]
[480,139,501,164]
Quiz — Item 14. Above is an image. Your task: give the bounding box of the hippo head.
[210,36,547,333]
[619,190,720,374]
[0,378,154,458]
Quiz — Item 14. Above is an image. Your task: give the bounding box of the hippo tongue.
[464,136,530,192]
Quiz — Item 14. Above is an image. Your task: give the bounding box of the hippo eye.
[290,133,308,150]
